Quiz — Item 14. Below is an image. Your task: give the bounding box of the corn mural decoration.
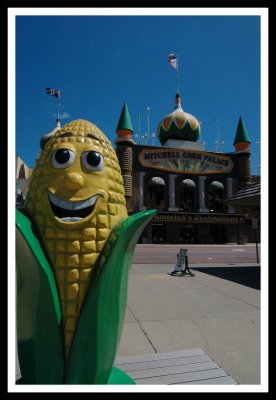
[17,119,156,384]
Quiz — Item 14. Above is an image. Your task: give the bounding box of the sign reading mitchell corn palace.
[138,148,233,174]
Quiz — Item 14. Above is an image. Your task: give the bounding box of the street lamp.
[147,106,151,138]
[136,112,141,143]
[152,132,155,146]
[144,133,148,145]
[256,141,260,175]
[215,116,220,151]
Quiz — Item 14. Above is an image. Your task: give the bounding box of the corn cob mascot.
[16,119,155,384]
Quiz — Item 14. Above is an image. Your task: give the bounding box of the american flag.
[46,88,60,99]
[169,53,177,69]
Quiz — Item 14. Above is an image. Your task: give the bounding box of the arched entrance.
[208,181,225,212]
[208,181,226,243]
[179,179,196,212]
[147,177,166,211]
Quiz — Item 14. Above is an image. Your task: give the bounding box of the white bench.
[115,348,238,385]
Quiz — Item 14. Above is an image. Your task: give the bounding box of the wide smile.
[48,192,98,222]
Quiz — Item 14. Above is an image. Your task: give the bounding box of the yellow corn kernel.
[81,240,96,252]
[79,268,91,282]
[66,269,79,283]
[67,283,79,300]
[82,227,96,240]
[66,254,79,268]
[68,240,80,253]
[80,253,99,266]
[97,228,109,241]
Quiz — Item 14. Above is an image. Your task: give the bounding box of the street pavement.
[132,243,260,265]
[116,262,262,385]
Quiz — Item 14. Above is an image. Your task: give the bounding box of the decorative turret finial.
[115,102,134,143]
[233,116,251,151]
[174,94,181,110]
[115,102,134,198]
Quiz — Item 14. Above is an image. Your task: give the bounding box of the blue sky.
[14,9,264,175]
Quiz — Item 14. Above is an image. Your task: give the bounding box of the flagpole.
[176,54,179,95]
[138,112,141,143]
[57,90,61,120]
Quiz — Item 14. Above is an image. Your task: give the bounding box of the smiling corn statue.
[16,119,156,384]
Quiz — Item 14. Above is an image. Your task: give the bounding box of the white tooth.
[89,195,97,206]
[49,192,59,206]
[73,199,89,210]
[49,192,98,210]
[60,217,83,222]
[60,199,72,210]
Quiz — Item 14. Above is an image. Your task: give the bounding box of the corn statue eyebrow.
[58,132,102,142]
[58,132,74,138]
[88,133,102,141]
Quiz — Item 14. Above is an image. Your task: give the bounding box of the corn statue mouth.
[48,191,98,222]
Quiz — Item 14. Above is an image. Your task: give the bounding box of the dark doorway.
[179,226,196,243]
[148,177,166,211]
[152,224,166,244]
[210,225,226,243]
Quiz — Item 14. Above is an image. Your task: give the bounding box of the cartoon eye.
[81,151,104,171]
[52,149,76,168]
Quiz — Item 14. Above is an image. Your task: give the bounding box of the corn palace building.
[114,94,259,244]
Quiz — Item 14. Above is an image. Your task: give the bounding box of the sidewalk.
[116,263,260,385]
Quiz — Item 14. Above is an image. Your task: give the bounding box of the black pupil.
[55,149,70,164]
[86,151,101,166]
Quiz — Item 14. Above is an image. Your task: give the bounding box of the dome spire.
[174,93,182,110]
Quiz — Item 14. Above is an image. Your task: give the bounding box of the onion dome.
[233,116,251,151]
[40,119,61,150]
[157,94,201,145]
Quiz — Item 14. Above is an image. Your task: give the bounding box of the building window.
[208,181,225,212]
[179,179,196,212]
[147,177,166,211]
